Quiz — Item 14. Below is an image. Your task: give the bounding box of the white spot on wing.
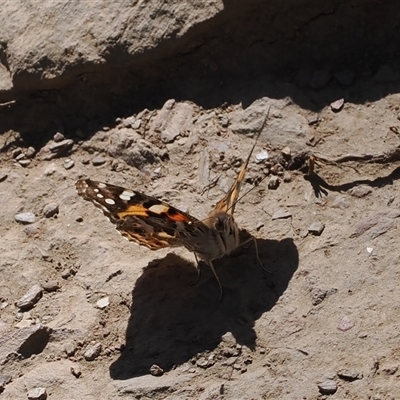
[94,188,99,193]
[98,183,107,188]
[105,198,115,205]
[149,204,168,213]
[97,193,104,198]
[120,190,134,201]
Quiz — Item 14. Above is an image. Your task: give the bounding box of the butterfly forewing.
[76,179,204,250]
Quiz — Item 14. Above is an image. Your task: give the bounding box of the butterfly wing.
[76,178,204,250]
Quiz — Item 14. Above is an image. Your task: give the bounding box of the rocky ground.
[1,1,400,400]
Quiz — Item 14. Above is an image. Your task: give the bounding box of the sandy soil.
[1,89,400,399]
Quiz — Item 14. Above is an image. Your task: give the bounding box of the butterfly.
[76,114,269,300]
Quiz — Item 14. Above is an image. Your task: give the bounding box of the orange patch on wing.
[117,205,149,218]
[167,211,191,222]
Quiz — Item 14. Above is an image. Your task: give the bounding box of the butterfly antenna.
[225,106,271,214]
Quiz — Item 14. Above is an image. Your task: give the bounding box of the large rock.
[0,1,223,95]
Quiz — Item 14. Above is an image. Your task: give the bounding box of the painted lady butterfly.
[76,115,268,299]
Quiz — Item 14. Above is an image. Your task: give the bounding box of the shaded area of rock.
[27,387,47,400]
[334,70,355,85]
[374,65,399,82]
[268,176,280,190]
[92,155,107,166]
[337,369,363,381]
[108,130,161,171]
[37,139,74,161]
[15,284,43,310]
[308,221,325,235]
[0,374,12,393]
[63,159,75,169]
[64,340,77,357]
[0,171,8,182]
[43,202,59,218]
[0,324,51,363]
[70,364,82,378]
[318,379,337,394]
[150,364,164,376]
[309,69,331,89]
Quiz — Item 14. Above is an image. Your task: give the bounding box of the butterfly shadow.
[109,235,298,379]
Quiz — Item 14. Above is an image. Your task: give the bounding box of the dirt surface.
[1,90,400,399]
[2,2,400,399]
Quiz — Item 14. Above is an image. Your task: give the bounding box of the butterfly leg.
[207,260,224,301]
[190,253,202,286]
[240,236,270,273]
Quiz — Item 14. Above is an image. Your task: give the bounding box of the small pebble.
[53,132,65,142]
[41,280,60,292]
[43,203,59,218]
[61,269,73,279]
[16,153,25,161]
[255,150,269,163]
[150,364,164,376]
[83,342,102,361]
[25,147,36,158]
[196,357,210,368]
[283,171,292,183]
[15,212,36,224]
[268,176,280,190]
[92,155,107,166]
[76,216,83,222]
[12,148,22,158]
[70,364,82,378]
[0,374,12,391]
[308,221,325,236]
[0,171,8,182]
[63,159,75,170]
[122,116,136,128]
[307,114,319,125]
[281,146,291,157]
[65,340,77,356]
[15,284,43,310]
[161,128,180,143]
[272,209,292,220]
[318,379,337,394]
[18,159,31,167]
[270,163,284,175]
[337,369,363,381]
[132,119,142,129]
[348,186,372,198]
[337,316,355,331]
[27,387,47,400]
[96,297,110,309]
[330,98,345,111]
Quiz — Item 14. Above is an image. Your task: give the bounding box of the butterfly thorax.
[186,210,240,262]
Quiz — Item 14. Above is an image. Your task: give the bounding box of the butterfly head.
[204,210,240,256]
